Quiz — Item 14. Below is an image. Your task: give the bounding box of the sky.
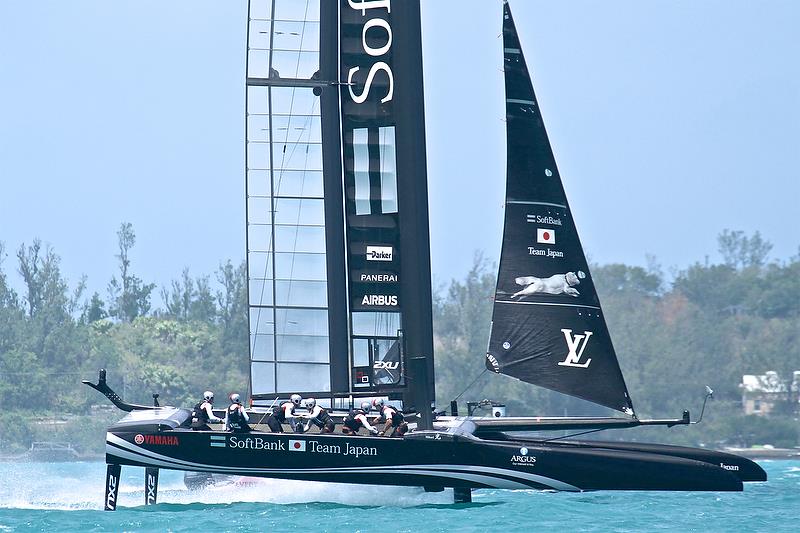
[1,0,798,304]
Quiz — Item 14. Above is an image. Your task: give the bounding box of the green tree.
[107,223,155,322]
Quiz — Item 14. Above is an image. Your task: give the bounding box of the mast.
[245,0,433,408]
[486,2,635,415]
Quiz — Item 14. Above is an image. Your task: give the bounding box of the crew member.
[265,393,302,433]
[225,393,252,433]
[372,398,408,437]
[301,397,335,433]
[341,401,379,436]
[190,390,224,430]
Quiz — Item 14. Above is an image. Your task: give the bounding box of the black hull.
[106,427,763,493]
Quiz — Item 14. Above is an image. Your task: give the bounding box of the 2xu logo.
[373,361,399,370]
[146,474,157,505]
[558,329,593,368]
[106,476,117,510]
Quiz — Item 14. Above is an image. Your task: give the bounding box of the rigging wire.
[439,368,489,413]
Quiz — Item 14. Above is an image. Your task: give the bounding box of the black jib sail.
[486,2,634,415]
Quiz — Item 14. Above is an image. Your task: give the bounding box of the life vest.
[274,401,295,423]
[382,405,404,425]
[192,401,210,423]
[343,409,366,431]
[227,405,246,430]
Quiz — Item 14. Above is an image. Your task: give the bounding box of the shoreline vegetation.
[1,224,798,456]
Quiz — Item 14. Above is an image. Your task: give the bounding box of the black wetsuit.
[377,406,407,436]
[266,401,296,433]
[226,405,252,433]
[342,409,368,433]
[308,406,335,433]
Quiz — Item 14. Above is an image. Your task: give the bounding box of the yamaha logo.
[366,246,393,262]
[134,434,145,445]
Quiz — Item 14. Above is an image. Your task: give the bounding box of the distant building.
[740,371,800,415]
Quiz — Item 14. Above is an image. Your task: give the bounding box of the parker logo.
[138,435,180,446]
[558,329,593,368]
[366,246,393,262]
[373,361,399,370]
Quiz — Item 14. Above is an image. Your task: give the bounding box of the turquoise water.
[0,461,796,532]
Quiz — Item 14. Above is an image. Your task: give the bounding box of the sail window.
[353,128,371,215]
[273,0,320,23]
[247,224,273,252]
[274,280,328,307]
[248,280,274,306]
[276,335,329,363]
[273,198,324,226]
[247,142,271,170]
[249,0,272,21]
[272,142,323,172]
[272,20,320,53]
[349,126,398,215]
[271,87,319,116]
[378,126,398,213]
[247,114,271,142]
[272,170,323,198]
[275,252,326,281]
[275,308,328,336]
[274,225,325,253]
[251,362,276,395]
[247,170,271,197]
[247,197,272,224]
[277,363,330,393]
[251,335,275,361]
[352,312,402,337]
[271,115,322,144]
[248,252,273,280]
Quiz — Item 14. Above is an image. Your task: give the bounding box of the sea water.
[0,461,797,532]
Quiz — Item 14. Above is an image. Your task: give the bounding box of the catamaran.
[85,0,765,510]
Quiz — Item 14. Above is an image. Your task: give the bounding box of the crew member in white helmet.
[266,393,302,432]
[300,397,335,433]
[372,398,408,437]
[341,401,379,435]
[190,391,224,430]
[225,393,252,433]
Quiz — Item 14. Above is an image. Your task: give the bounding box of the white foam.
[0,463,453,510]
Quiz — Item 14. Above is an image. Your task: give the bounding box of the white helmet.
[360,401,371,412]
[372,398,384,408]
[304,397,316,409]
[291,394,302,405]
[230,393,241,404]
[203,391,214,402]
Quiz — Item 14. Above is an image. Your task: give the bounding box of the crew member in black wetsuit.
[301,397,335,433]
[342,401,379,435]
[265,393,302,433]
[191,391,224,430]
[225,393,252,433]
[372,398,408,437]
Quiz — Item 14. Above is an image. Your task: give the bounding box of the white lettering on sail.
[348,63,394,104]
[346,0,394,104]
[347,0,391,16]
[558,329,593,368]
[362,18,392,56]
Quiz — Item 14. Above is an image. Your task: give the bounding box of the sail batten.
[487,3,634,415]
